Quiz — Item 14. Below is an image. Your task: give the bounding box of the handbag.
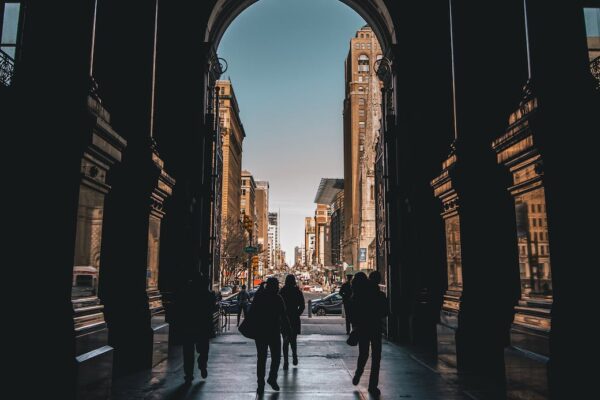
[346,329,359,346]
[238,310,257,339]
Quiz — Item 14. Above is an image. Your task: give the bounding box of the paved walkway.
[111,317,479,400]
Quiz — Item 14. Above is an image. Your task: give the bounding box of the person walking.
[175,272,217,384]
[251,277,291,394]
[279,274,305,370]
[339,273,354,334]
[237,284,251,326]
[350,271,388,397]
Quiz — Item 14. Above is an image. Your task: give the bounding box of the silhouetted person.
[237,284,250,326]
[339,273,354,334]
[251,277,291,394]
[279,274,305,369]
[175,272,217,384]
[351,271,388,397]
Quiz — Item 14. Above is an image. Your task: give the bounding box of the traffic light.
[244,215,253,233]
[252,255,259,274]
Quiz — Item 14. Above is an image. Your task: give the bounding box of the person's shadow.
[165,381,206,400]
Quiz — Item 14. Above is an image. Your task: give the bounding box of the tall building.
[342,26,382,271]
[217,80,246,283]
[255,181,269,250]
[294,246,303,267]
[241,170,257,245]
[304,217,316,268]
[330,190,345,266]
[314,178,344,268]
[268,212,280,269]
[217,80,245,233]
[314,204,332,267]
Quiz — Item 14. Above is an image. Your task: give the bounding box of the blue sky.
[218,0,366,265]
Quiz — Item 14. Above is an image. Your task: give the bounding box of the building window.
[1,2,21,60]
[584,8,600,37]
[358,55,370,72]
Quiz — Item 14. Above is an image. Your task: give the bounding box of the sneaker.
[292,355,298,366]
[184,375,193,384]
[200,368,208,379]
[352,371,362,385]
[266,377,280,391]
[368,387,381,398]
[257,385,265,395]
[283,361,289,370]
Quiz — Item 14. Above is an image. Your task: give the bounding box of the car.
[311,285,323,293]
[219,289,258,313]
[220,286,233,296]
[311,293,343,316]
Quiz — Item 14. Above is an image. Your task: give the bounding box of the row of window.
[520,244,550,255]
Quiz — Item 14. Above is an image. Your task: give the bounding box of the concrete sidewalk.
[111,317,477,399]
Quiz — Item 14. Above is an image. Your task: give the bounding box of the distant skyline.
[218,0,366,265]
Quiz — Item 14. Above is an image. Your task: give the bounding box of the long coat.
[174,285,217,344]
[250,290,291,340]
[279,285,305,335]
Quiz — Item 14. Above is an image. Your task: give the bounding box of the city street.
[111,317,482,399]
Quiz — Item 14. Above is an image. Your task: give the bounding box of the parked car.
[311,285,323,293]
[220,286,233,296]
[311,293,343,316]
[219,289,258,313]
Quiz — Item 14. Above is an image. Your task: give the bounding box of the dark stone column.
[380,0,453,347]
[154,2,223,331]
[93,0,174,377]
[491,2,600,398]
[430,0,526,388]
[5,1,108,398]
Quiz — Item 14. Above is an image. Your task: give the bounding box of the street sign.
[244,246,258,254]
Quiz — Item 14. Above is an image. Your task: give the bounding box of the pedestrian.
[251,277,291,394]
[237,284,251,326]
[175,272,216,384]
[279,274,305,370]
[350,271,388,397]
[339,273,354,334]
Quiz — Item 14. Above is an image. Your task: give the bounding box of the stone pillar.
[92,0,175,376]
[430,0,526,386]
[153,2,224,330]
[6,1,122,397]
[71,96,126,399]
[491,86,552,398]
[146,145,175,367]
[431,148,463,367]
[491,2,599,398]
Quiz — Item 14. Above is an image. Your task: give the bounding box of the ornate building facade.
[343,26,382,272]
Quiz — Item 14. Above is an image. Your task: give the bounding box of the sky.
[218,0,366,265]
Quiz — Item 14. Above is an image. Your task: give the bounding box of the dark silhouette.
[174,272,217,384]
[350,271,388,397]
[250,277,291,394]
[279,274,305,369]
[339,273,354,334]
[237,284,250,326]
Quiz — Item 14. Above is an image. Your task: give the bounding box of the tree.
[220,216,248,286]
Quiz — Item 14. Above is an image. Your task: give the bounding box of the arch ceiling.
[206,0,397,53]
